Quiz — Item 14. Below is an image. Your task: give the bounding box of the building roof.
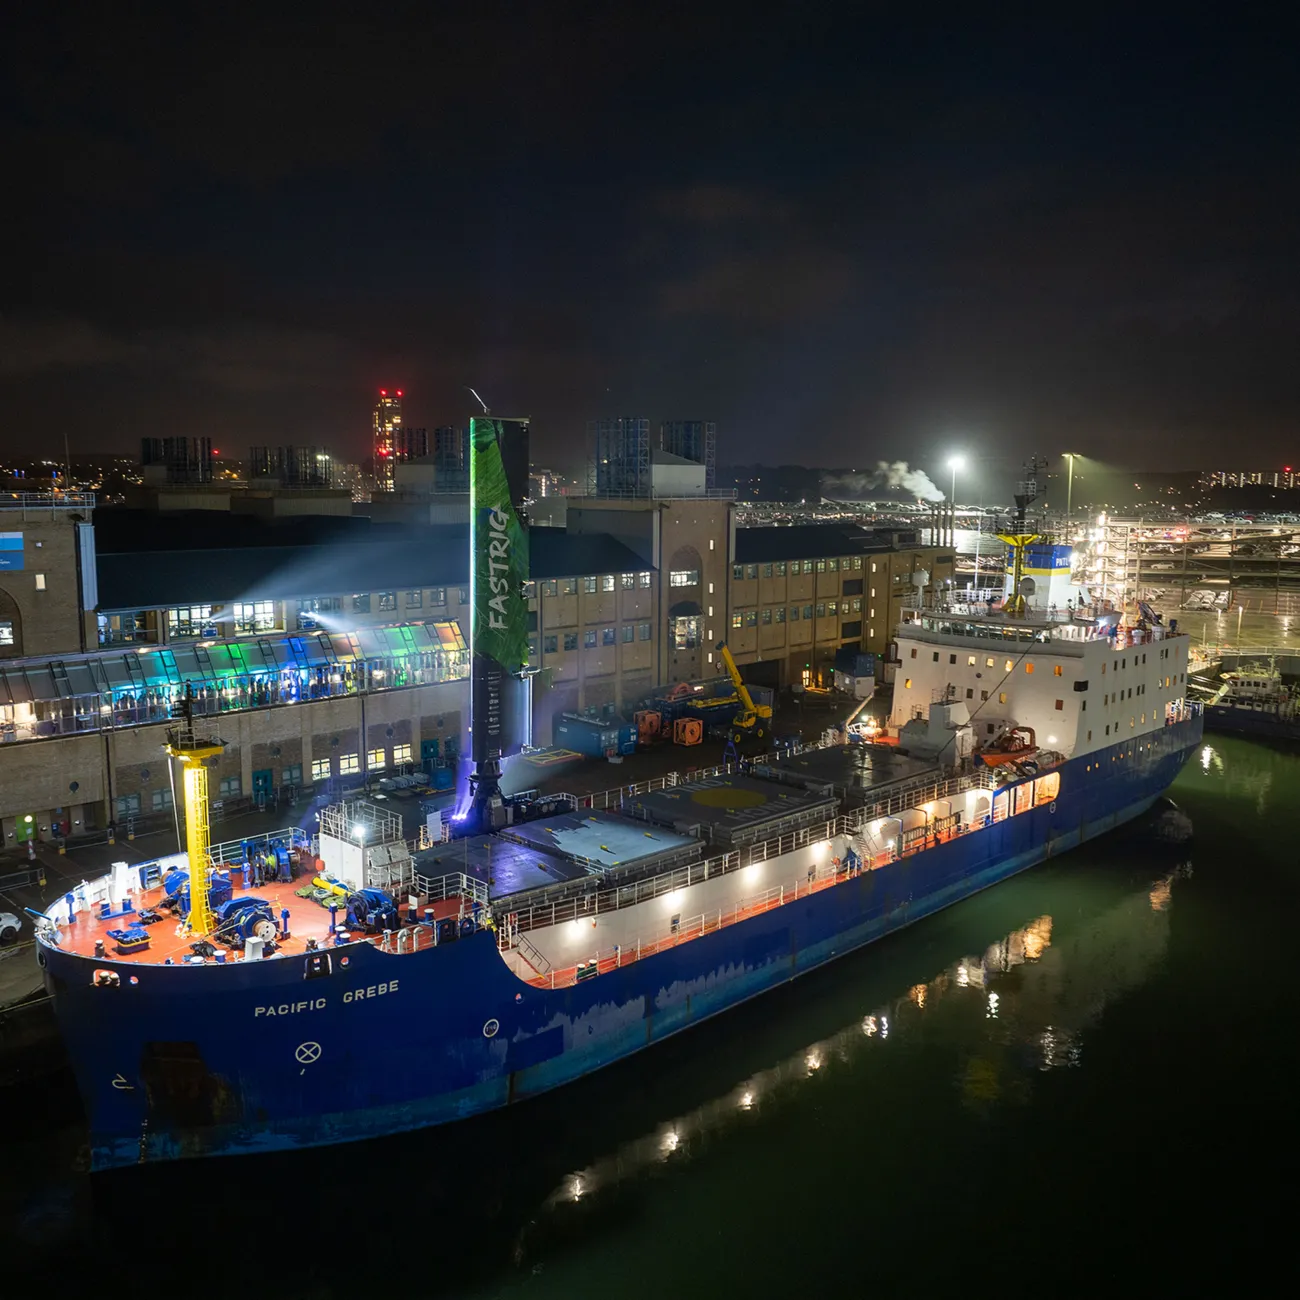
[95,520,649,611]
[733,523,910,564]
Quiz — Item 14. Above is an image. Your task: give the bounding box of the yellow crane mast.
[165,702,225,938]
[715,640,773,738]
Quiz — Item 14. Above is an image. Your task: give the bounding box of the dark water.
[5,737,1297,1296]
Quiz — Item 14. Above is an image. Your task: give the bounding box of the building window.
[746,564,758,579]
[34,573,46,590]
[311,759,331,782]
[235,600,276,632]
[622,624,634,643]
[816,560,826,573]
[367,748,386,768]
[639,571,652,588]
[540,580,558,598]
[761,608,772,624]
[968,655,977,666]
[339,753,359,775]
[166,605,213,638]
[904,678,912,689]
[775,607,785,623]
[151,788,173,812]
[815,602,826,618]
[1055,700,1064,711]
[116,794,142,818]
[966,688,974,699]
[733,564,744,580]
[353,593,371,613]
[981,690,989,701]
[790,607,800,621]
[772,561,784,576]
[1054,664,1063,677]
[672,616,699,649]
[910,648,917,658]
[560,578,577,595]
[431,587,448,605]
[602,627,616,645]
[582,576,598,593]
[803,561,814,574]
[621,572,635,589]
[853,558,863,569]
[949,653,957,664]
[406,590,423,609]
[762,563,773,578]
[827,601,838,616]
[281,764,303,784]
[600,574,615,592]
[803,604,813,620]
[523,581,536,600]
[851,599,862,612]
[986,657,995,668]
[842,620,862,637]
[1004,659,1013,672]
[218,775,241,797]
[828,558,839,571]
[871,562,877,574]
[639,621,652,640]
[731,613,743,628]
[564,632,578,651]
[744,611,757,627]
[544,634,558,653]
[999,692,1007,704]
[670,570,700,586]
[392,744,412,764]
[1025,663,1034,674]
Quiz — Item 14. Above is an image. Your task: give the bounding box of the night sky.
[2,5,1296,487]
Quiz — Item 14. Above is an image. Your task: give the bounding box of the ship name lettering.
[343,979,398,1004]
[255,998,327,1017]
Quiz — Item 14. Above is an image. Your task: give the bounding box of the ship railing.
[521,853,870,989]
[858,771,998,822]
[497,811,873,939]
[208,826,308,866]
[569,735,837,812]
[414,869,488,910]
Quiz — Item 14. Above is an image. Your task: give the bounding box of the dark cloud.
[0,5,1296,482]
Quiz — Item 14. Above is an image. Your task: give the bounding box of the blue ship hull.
[40,717,1202,1169]
[1204,704,1300,742]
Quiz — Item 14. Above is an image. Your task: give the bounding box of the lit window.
[775,607,785,623]
[560,579,577,596]
[430,587,448,605]
[1053,664,1062,677]
[621,572,635,589]
[733,565,744,580]
[671,617,698,648]
[968,655,977,666]
[34,573,46,590]
[311,759,331,781]
[405,590,423,609]
[392,744,412,764]
[669,570,700,587]
[986,657,995,668]
[745,611,757,627]
[601,575,616,592]
[1025,663,1034,674]
[904,678,912,688]
[746,564,758,579]
[731,613,743,628]
[378,592,396,611]
[1004,659,1013,672]
[166,605,214,638]
[999,692,1007,704]
[353,593,371,613]
[367,748,385,768]
[775,562,786,576]
[583,576,597,593]
[338,753,359,775]
[235,600,276,632]
[761,608,772,624]
[871,562,877,574]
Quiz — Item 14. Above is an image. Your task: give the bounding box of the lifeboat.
[976,726,1036,767]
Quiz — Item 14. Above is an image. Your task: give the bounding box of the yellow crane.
[715,641,773,740]
[164,702,225,938]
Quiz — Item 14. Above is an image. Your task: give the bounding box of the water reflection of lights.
[538,881,1174,1223]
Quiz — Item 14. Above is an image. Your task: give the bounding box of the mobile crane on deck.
[715,641,774,742]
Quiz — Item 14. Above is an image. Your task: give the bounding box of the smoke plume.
[822,461,945,502]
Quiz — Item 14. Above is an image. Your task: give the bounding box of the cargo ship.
[30,432,1203,1169]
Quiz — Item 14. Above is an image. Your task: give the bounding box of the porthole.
[483,1018,500,1038]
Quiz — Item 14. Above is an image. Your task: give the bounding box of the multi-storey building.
[0,491,948,845]
[372,388,403,491]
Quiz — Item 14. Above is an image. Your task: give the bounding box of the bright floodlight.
[947,454,966,471]
[353,824,367,840]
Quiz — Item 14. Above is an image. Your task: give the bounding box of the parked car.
[0,911,22,945]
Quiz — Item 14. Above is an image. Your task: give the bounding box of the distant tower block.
[373,388,404,491]
[660,421,717,490]
[587,417,651,496]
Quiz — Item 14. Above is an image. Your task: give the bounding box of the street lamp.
[1063,453,1078,532]
[947,454,966,579]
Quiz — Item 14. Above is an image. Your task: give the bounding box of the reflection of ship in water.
[537,860,1186,1220]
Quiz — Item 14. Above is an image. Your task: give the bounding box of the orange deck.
[53,876,467,967]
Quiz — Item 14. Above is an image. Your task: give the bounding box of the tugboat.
[1204,658,1300,741]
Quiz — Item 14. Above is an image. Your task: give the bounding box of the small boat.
[976,726,1037,767]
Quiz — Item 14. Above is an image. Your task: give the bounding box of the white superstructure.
[889,607,1192,762]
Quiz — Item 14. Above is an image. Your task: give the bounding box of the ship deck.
[51,875,466,968]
